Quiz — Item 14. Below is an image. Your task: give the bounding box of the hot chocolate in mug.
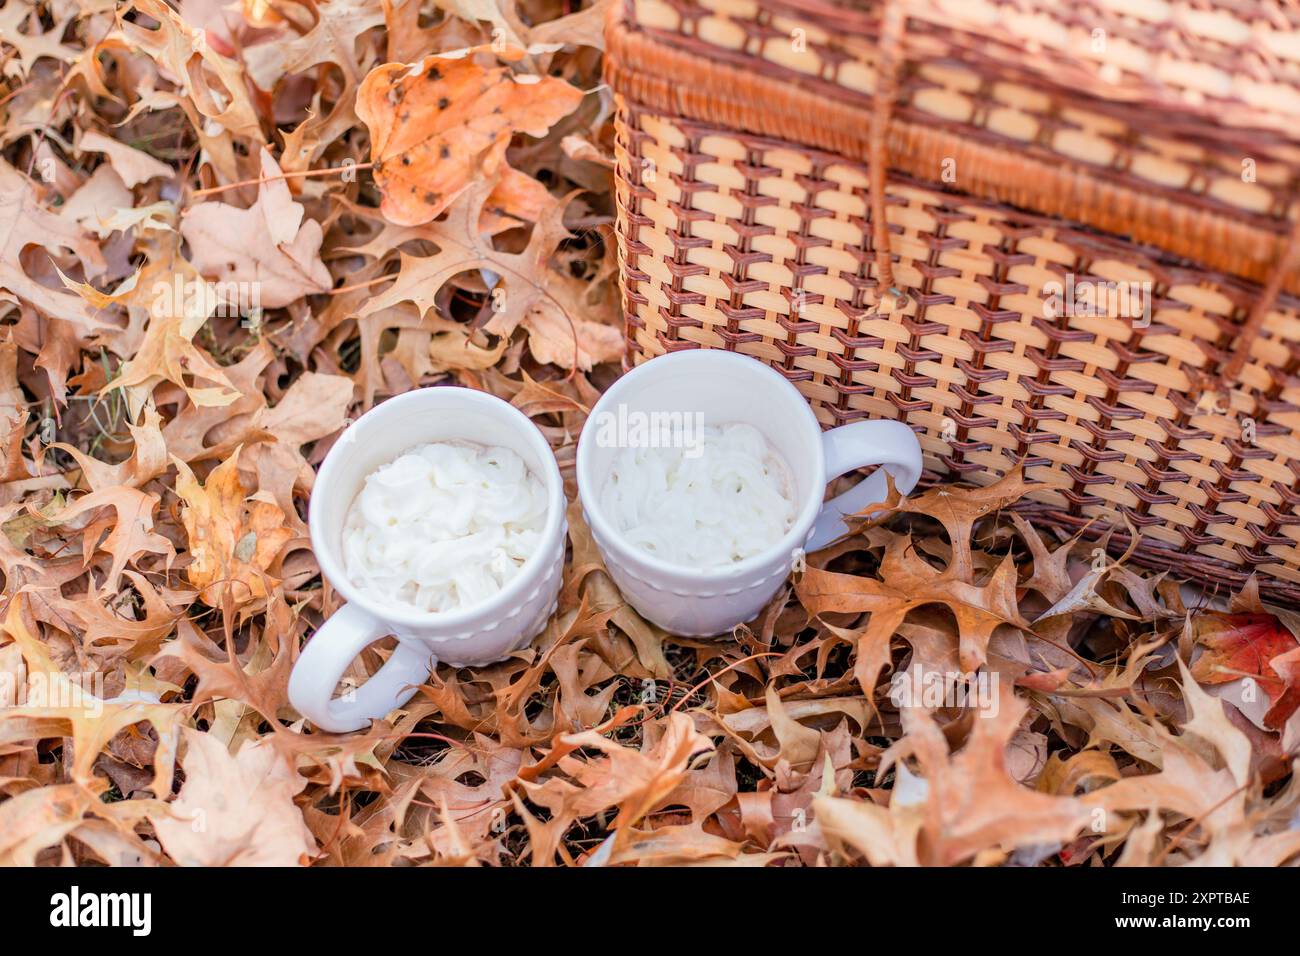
[288,387,567,733]
[576,350,923,636]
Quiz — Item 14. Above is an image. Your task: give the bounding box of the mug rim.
[576,349,825,581]
[308,386,566,630]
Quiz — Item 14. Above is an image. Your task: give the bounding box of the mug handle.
[806,419,923,552]
[287,603,433,733]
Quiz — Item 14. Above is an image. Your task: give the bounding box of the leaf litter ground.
[0,0,1298,867]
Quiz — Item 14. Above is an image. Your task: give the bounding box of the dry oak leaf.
[361,183,622,370]
[49,484,175,591]
[173,452,293,606]
[149,727,317,866]
[1080,661,1259,863]
[715,686,869,774]
[814,771,926,867]
[115,0,265,141]
[527,0,613,52]
[48,405,169,493]
[180,0,294,59]
[356,44,583,226]
[90,256,243,415]
[159,340,277,464]
[518,711,714,864]
[0,161,107,332]
[42,569,180,661]
[180,149,331,307]
[880,469,1038,582]
[601,824,761,867]
[564,500,670,677]
[0,1,82,76]
[243,0,382,89]
[797,533,1027,695]
[31,315,83,408]
[242,0,387,170]
[152,593,299,725]
[78,130,173,188]
[1034,562,1142,624]
[60,166,133,238]
[436,0,525,49]
[245,371,355,531]
[818,688,1094,866]
[1,600,182,795]
[0,783,162,867]
[0,338,29,483]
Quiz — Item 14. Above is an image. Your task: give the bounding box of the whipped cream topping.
[341,441,547,613]
[599,423,796,570]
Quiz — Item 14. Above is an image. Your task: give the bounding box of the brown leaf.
[0,162,106,331]
[839,687,1092,866]
[797,534,1027,693]
[518,712,714,864]
[115,0,265,141]
[1081,663,1255,861]
[180,149,332,307]
[245,371,354,530]
[149,727,317,866]
[885,469,1036,582]
[361,183,621,372]
[1,599,181,795]
[78,130,173,188]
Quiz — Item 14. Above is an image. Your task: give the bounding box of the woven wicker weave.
[606,0,1300,602]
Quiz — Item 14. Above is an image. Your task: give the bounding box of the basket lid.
[614,0,1300,295]
[899,0,1300,147]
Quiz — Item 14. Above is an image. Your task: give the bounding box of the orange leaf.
[173,453,293,607]
[356,46,583,226]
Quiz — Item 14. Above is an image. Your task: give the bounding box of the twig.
[189,161,374,199]
[670,652,781,713]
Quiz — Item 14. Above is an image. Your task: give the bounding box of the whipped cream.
[599,423,796,570]
[341,441,547,613]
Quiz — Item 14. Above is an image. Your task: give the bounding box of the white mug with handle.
[576,350,922,636]
[288,387,567,733]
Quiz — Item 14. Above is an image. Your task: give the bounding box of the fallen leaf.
[180,149,332,307]
[356,44,582,225]
[1191,611,1300,729]
[149,727,317,866]
[173,452,293,606]
[79,130,174,188]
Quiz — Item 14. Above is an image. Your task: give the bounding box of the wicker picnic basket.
[604,0,1300,602]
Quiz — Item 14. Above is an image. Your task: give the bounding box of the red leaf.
[1190,612,1300,729]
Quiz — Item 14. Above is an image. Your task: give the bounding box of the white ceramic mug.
[576,350,922,636]
[288,387,566,733]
